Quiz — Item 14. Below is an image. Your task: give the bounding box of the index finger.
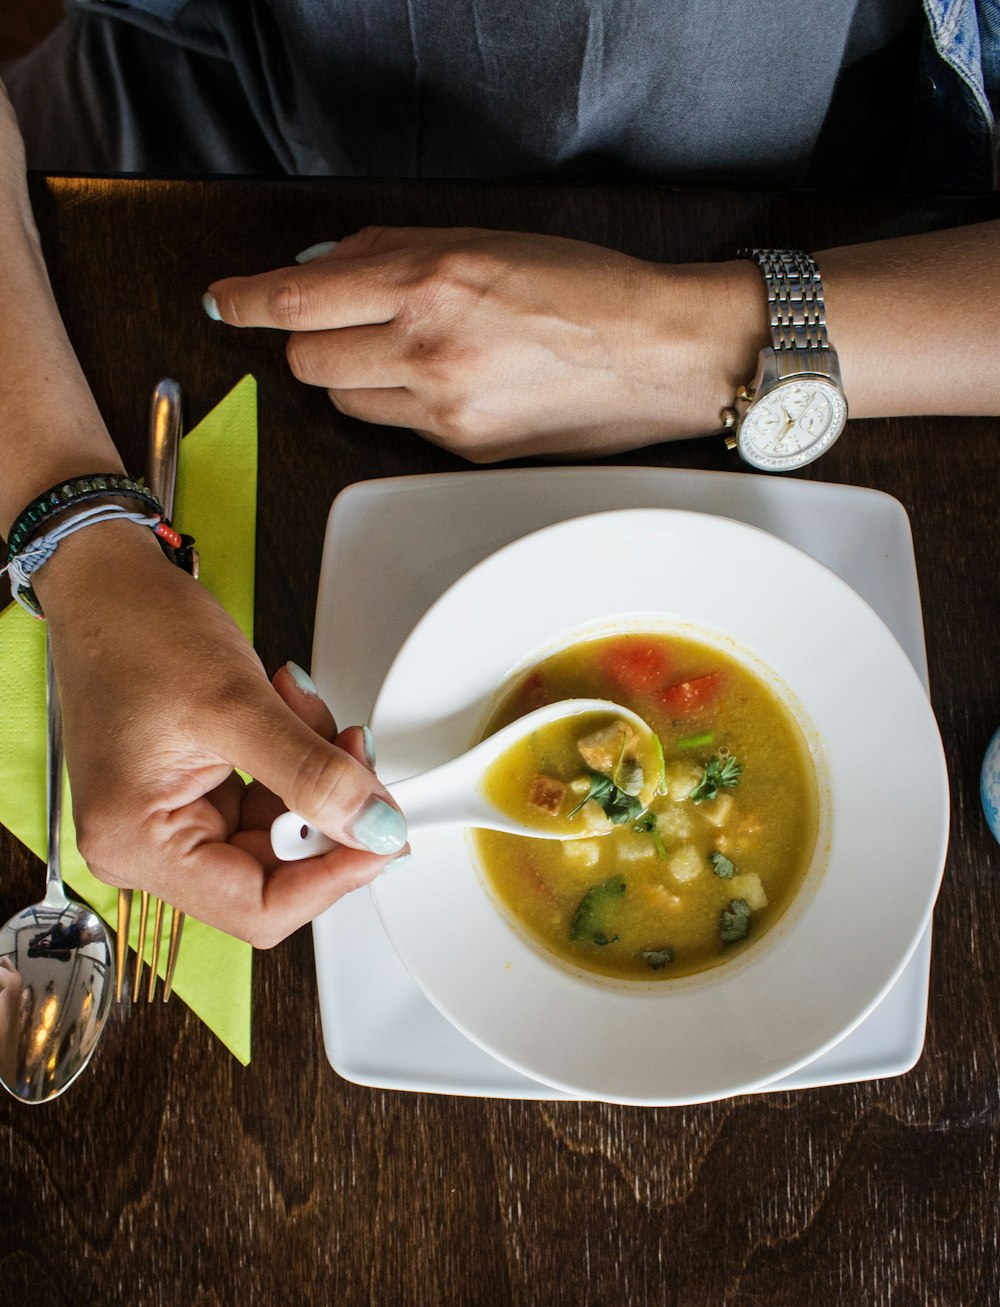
[205,256,405,331]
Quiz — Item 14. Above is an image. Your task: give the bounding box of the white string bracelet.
[1,502,161,617]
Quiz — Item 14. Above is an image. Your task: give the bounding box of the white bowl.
[369,509,949,1105]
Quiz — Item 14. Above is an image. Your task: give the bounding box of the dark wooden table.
[1,176,998,1307]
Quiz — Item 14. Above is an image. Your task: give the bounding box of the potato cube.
[563,839,601,868]
[577,800,614,835]
[528,774,566,814]
[667,844,703,884]
[730,872,768,911]
[655,806,693,841]
[699,793,734,829]
[663,761,702,803]
[577,720,638,774]
[614,834,656,862]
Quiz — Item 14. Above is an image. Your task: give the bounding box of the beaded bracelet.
[2,474,194,618]
[4,473,162,560]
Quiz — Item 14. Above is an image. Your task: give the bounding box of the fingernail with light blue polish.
[351,798,407,855]
[202,291,222,321]
[362,725,376,768]
[382,852,412,877]
[295,240,338,264]
[286,661,318,696]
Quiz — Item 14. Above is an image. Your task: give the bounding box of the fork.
[114,380,187,1003]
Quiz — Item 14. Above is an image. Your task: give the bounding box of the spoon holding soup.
[270,699,662,861]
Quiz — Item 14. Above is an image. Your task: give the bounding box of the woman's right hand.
[34,520,407,948]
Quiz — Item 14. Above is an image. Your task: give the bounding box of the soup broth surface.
[473,631,819,980]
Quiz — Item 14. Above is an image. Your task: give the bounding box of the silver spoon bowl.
[0,634,114,1103]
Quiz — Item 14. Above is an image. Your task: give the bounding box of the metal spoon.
[270,698,659,860]
[0,633,114,1103]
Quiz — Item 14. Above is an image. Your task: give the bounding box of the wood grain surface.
[1,177,998,1307]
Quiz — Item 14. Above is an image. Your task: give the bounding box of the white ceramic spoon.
[270,697,658,861]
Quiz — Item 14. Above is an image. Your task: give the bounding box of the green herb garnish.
[633,811,667,859]
[689,754,742,803]
[653,733,667,794]
[571,876,626,943]
[709,851,737,879]
[641,947,675,970]
[567,771,644,825]
[678,731,714,751]
[720,898,752,943]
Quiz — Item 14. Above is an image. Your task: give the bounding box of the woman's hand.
[205,226,765,462]
[35,522,407,948]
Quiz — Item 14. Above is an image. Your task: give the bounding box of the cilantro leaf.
[690,754,742,803]
[720,898,752,943]
[567,770,643,825]
[642,947,675,970]
[709,851,737,879]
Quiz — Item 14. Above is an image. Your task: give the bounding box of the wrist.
[30,516,169,619]
[646,260,769,436]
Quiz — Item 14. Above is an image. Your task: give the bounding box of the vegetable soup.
[481,710,662,837]
[473,632,819,980]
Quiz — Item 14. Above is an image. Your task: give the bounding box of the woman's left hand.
[205,225,764,462]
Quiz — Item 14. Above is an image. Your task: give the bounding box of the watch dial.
[740,380,847,470]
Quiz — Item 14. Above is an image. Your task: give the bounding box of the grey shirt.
[19,0,917,181]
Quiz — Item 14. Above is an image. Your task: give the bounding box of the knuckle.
[348,224,393,252]
[432,248,493,290]
[293,746,363,824]
[404,249,494,314]
[458,441,503,466]
[246,920,285,951]
[74,815,125,887]
[267,277,307,328]
[427,401,496,454]
[327,387,359,418]
[286,332,319,384]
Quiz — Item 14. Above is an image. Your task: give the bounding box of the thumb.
[206,675,407,856]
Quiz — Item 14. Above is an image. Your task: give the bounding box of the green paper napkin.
[0,375,258,1064]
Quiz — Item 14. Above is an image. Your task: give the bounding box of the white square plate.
[310,468,933,1099]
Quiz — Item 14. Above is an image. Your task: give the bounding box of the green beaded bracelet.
[4,474,163,562]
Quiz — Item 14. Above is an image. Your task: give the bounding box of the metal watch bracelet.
[744,247,830,353]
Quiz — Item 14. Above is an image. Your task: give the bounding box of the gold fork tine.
[116,887,181,1003]
[163,909,185,1002]
[115,887,132,1000]
[147,897,165,1002]
[132,890,150,1002]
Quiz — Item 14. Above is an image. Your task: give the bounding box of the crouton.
[577,720,638,774]
[528,774,566,814]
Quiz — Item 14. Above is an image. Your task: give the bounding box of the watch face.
[738,378,847,471]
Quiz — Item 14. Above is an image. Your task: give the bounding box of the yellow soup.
[481,710,662,837]
[472,632,819,980]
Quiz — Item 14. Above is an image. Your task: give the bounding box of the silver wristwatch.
[723,248,848,472]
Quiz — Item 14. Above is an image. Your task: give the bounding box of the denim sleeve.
[978,0,1000,110]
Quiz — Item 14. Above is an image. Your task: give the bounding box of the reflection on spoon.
[270,698,661,861]
[0,635,114,1104]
